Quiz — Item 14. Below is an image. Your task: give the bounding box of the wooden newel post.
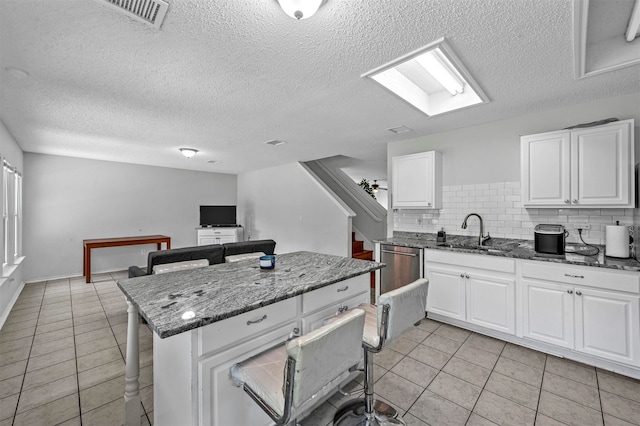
[124,298,141,426]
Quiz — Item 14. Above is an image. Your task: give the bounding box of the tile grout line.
[69,277,84,426]
[10,282,46,425]
[532,352,548,426]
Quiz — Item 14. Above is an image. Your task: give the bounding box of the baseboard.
[0,280,25,330]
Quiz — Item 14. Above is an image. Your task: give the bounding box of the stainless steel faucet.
[461,213,491,247]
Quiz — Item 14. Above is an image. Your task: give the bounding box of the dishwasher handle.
[380,249,419,257]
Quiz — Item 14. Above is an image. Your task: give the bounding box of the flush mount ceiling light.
[387,125,413,134]
[179,148,198,158]
[362,38,488,117]
[265,139,287,146]
[277,0,325,20]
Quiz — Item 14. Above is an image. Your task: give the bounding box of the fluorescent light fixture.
[179,148,198,158]
[626,0,640,42]
[363,38,488,117]
[277,0,324,20]
[415,50,464,95]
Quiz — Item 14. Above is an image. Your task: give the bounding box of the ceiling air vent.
[95,0,169,29]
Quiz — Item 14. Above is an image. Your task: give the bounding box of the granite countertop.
[117,251,384,339]
[377,232,640,272]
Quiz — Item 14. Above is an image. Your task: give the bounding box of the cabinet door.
[522,280,573,348]
[466,273,515,334]
[392,152,434,208]
[425,266,466,321]
[574,288,640,366]
[571,122,632,207]
[521,131,571,206]
[199,322,298,426]
[199,236,219,246]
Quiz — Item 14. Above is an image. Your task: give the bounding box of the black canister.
[534,224,568,255]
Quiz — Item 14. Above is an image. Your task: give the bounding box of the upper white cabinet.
[521,119,635,208]
[392,151,442,209]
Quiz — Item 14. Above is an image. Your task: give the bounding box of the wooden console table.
[83,235,171,283]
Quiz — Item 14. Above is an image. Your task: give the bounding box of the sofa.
[128,239,277,278]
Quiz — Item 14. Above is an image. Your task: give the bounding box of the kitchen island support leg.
[124,299,141,426]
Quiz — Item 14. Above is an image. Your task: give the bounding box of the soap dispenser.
[437,227,446,243]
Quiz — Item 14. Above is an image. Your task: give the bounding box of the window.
[1,157,22,270]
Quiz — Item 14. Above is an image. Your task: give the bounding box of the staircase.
[352,232,375,289]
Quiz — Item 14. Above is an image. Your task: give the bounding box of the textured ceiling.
[1,0,639,181]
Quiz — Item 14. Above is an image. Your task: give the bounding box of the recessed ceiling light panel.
[363,38,489,117]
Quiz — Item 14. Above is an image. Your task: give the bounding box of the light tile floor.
[2,273,640,426]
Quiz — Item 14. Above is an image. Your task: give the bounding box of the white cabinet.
[521,261,640,366]
[425,250,516,334]
[521,119,634,208]
[197,227,243,246]
[301,276,370,333]
[391,151,442,209]
[199,322,298,426]
[153,274,371,426]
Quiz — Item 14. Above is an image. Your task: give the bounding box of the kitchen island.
[117,251,384,426]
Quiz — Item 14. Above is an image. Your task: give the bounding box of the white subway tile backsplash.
[392,181,635,245]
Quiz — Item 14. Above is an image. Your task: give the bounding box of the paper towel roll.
[605,225,629,258]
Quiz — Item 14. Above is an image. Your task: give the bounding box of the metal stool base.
[333,398,406,426]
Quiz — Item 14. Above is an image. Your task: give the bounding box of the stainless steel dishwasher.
[380,244,421,294]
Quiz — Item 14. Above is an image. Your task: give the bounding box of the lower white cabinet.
[153,274,370,426]
[522,264,640,366]
[425,250,516,335]
[199,322,298,426]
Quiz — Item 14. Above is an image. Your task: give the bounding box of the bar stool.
[230,308,366,425]
[334,278,429,426]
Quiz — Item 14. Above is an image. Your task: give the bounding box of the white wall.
[23,153,237,282]
[387,93,640,238]
[238,162,352,257]
[0,120,25,326]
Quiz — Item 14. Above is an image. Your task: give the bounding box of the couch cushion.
[152,259,209,274]
[225,252,265,263]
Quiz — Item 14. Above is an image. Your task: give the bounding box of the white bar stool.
[230,308,366,425]
[334,278,429,426]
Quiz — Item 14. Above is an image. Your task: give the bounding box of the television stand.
[197,227,243,246]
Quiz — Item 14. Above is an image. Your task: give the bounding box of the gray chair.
[231,308,366,425]
[334,278,429,426]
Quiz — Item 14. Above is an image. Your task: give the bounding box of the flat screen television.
[199,205,237,227]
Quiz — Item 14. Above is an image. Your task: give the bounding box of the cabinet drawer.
[425,250,515,274]
[302,276,368,314]
[302,292,369,334]
[521,261,640,293]
[199,228,237,237]
[198,297,298,356]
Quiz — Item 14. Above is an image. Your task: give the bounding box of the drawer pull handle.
[567,289,573,294]
[465,274,470,279]
[337,286,349,292]
[247,315,267,325]
[460,273,465,278]
[564,274,584,279]
[576,291,582,296]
